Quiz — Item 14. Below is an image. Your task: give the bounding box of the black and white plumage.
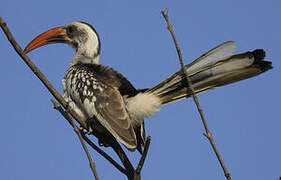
[63,63,144,151]
[24,21,272,153]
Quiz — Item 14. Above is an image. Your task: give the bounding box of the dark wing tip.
[252,49,273,72]
[253,49,266,60]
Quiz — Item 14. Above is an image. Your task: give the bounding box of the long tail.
[146,41,272,105]
[126,41,272,122]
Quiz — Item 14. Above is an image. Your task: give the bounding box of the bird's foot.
[87,126,93,134]
[79,126,88,134]
[98,139,110,147]
[79,122,93,135]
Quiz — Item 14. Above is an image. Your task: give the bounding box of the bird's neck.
[71,41,100,65]
[71,54,100,66]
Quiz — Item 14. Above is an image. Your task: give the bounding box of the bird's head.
[24,21,101,64]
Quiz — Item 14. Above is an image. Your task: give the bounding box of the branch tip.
[203,133,207,138]
[136,136,151,174]
[161,8,168,17]
[51,99,61,110]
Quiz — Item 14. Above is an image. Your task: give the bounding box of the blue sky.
[1,1,280,180]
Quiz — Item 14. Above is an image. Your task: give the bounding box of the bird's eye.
[67,26,75,34]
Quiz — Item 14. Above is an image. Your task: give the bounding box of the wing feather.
[93,85,137,150]
[186,41,236,73]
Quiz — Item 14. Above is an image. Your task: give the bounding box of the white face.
[66,22,100,59]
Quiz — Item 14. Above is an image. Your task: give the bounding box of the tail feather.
[147,42,272,105]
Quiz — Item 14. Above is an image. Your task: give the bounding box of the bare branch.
[110,139,137,180]
[136,136,151,174]
[81,133,127,174]
[161,8,232,180]
[51,100,99,180]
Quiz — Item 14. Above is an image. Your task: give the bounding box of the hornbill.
[24,21,272,153]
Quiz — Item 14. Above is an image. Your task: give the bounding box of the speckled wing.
[92,84,137,151]
[63,65,137,151]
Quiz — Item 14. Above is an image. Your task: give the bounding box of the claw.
[98,139,110,147]
[79,126,89,134]
[87,126,93,134]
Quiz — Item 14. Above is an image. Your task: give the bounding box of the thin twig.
[136,136,151,174]
[51,100,99,180]
[161,8,232,180]
[51,99,126,174]
[81,133,127,174]
[110,139,137,180]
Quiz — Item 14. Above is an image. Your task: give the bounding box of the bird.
[24,21,272,154]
